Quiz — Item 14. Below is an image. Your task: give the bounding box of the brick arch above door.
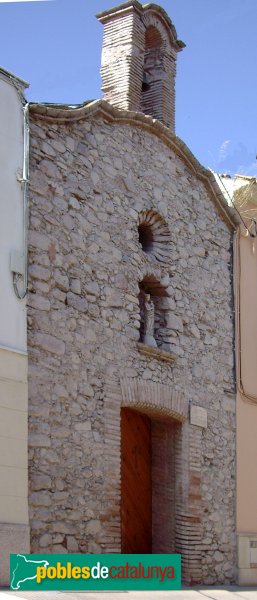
[120,377,188,422]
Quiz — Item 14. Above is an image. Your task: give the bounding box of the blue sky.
[0,0,256,176]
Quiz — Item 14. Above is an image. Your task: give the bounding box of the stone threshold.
[137,342,176,364]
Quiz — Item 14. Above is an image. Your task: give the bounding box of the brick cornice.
[96,2,184,50]
[29,99,239,229]
[96,1,143,22]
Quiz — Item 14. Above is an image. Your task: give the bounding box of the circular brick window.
[138,210,172,263]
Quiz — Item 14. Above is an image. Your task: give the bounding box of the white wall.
[0,69,29,586]
[0,71,27,352]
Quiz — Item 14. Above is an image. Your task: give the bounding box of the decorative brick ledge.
[137,342,176,364]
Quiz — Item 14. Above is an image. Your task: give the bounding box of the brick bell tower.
[96,1,185,132]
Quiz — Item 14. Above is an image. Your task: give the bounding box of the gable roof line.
[0,66,29,89]
[29,99,239,229]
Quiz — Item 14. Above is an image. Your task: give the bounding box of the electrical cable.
[234,229,257,405]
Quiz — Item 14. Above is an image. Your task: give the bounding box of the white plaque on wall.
[190,405,207,428]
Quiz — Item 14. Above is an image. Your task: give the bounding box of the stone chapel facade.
[27,1,239,585]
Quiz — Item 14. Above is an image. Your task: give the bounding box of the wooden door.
[121,408,152,553]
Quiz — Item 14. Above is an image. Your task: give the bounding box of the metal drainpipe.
[13,102,30,300]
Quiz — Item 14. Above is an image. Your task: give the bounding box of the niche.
[138,209,172,264]
[138,276,171,350]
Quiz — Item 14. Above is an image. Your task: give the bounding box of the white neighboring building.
[0,67,29,585]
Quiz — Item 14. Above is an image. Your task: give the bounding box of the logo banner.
[10,553,181,591]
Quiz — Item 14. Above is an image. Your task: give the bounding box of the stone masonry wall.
[28,113,236,584]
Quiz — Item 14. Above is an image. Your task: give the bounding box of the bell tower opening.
[140,26,164,121]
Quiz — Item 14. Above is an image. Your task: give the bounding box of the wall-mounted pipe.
[12,102,29,300]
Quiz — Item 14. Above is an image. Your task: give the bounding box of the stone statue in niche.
[143,293,157,347]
